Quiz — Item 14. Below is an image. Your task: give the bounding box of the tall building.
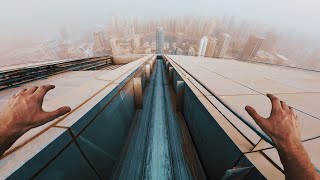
[214,33,231,58]
[93,32,106,50]
[134,35,141,50]
[240,35,264,60]
[198,36,208,57]
[43,40,60,59]
[204,37,218,57]
[156,26,165,54]
[109,38,119,55]
[188,47,196,56]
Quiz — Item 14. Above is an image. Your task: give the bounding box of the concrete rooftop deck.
[0,54,319,179]
[0,55,154,179]
[167,55,320,173]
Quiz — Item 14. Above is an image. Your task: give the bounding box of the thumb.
[245,106,266,127]
[44,106,71,122]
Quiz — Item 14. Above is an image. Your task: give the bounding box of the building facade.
[156,27,165,54]
[204,37,218,57]
[198,36,208,57]
[214,33,231,58]
[240,35,264,60]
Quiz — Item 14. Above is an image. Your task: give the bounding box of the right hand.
[245,94,301,148]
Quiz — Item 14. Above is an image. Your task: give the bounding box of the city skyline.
[0,14,319,71]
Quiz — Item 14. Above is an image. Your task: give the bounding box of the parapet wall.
[112,54,146,64]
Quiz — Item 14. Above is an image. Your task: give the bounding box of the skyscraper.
[204,37,218,57]
[198,36,208,57]
[109,38,119,55]
[240,35,264,60]
[134,35,141,50]
[188,47,196,56]
[93,32,106,50]
[214,33,231,58]
[156,27,165,54]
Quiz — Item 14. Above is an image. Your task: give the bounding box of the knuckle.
[271,96,278,101]
[39,85,47,89]
[29,96,38,101]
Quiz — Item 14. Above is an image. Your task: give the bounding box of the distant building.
[109,38,119,55]
[198,36,208,57]
[240,35,264,60]
[188,47,196,56]
[172,42,177,49]
[145,47,152,54]
[133,35,141,50]
[43,40,60,59]
[204,37,218,57]
[93,32,106,50]
[156,27,165,54]
[176,48,184,55]
[79,45,94,58]
[164,42,170,50]
[214,33,231,58]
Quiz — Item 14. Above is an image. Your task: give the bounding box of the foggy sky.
[1,0,319,51]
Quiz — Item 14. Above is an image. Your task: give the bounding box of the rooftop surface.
[0,55,153,179]
[167,55,320,171]
[0,54,319,179]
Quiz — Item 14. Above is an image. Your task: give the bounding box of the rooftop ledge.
[0,55,154,179]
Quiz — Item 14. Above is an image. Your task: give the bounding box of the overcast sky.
[0,0,319,51]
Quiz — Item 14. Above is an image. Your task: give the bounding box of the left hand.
[1,84,71,135]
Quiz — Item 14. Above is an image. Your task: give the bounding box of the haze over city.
[1,1,320,179]
[1,0,320,70]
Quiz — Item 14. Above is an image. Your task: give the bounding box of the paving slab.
[221,95,320,144]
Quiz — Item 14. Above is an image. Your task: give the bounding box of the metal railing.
[0,56,113,90]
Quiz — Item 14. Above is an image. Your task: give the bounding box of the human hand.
[0,85,71,136]
[245,94,301,148]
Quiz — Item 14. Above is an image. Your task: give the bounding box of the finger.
[35,84,55,101]
[25,86,38,94]
[267,94,281,113]
[245,106,266,127]
[14,88,27,97]
[280,101,289,111]
[289,106,294,113]
[39,106,71,125]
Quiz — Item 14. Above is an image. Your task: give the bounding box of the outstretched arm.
[245,94,319,180]
[0,85,71,157]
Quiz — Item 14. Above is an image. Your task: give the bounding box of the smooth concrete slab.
[49,77,90,86]
[169,55,320,147]
[266,74,320,93]
[275,93,320,119]
[0,87,21,99]
[242,151,285,179]
[0,56,150,171]
[221,94,320,144]
[96,68,129,81]
[231,78,303,94]
[200,76,259,95]
[51,71,98,78]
